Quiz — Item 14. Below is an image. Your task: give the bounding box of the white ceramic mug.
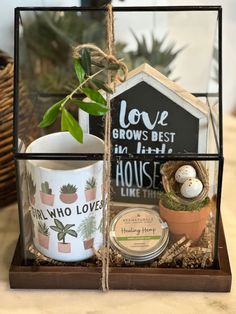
[26,132,104,262]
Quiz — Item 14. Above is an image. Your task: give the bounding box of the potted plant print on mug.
[78,215,96,249]
[38,221,50,250]
[60,183,78,204]
[40,181,55,206]
[50,219,78,253]
[84,177,96,202]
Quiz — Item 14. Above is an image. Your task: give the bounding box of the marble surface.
[0,115,236,314]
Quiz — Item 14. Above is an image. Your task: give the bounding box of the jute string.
[100,3,113,292]
[73,4,125,291]
[73,43,127,83]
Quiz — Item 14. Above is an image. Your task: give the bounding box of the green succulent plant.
[60,184,77,194]
[41,181,52,195]
[50,219,78,244]
[126,31,184,78]
[85,177,96,190]
[78,215,96,240]
[38,221,49,236]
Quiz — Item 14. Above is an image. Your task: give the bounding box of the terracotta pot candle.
[159,201,211,242]
[159,161,211,242]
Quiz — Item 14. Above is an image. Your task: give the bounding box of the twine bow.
[73,43,128,83]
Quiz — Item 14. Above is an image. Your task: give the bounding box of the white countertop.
[0,115,235,314]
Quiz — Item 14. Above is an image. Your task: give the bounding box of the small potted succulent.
[159,161,211,242]
[84,177,97,202]
[60,183,78,204]
[38,221,50,250]
[78,215,96,249]
[40,181,54,206]
[50,219,78,253]
[26,172,36,206]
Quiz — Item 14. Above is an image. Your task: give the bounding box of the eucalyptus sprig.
[38,48,114,143]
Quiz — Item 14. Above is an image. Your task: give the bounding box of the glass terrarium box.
[10,5,231,292]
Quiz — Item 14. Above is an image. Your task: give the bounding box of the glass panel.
[19,10,106,94]
[16,9,221,155]
[14,8,222,272]
[17,10,107,150]
[17,155,219,269]
[109,157,219,268]
[114,11,218,92]
[207,18,220,154]
[17,157,104,267]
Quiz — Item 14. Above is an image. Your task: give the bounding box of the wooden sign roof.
[112,63,209,153]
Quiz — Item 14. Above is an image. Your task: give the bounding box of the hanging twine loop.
[73,43,128,83]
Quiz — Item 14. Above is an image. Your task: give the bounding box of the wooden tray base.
[9,217,231,292]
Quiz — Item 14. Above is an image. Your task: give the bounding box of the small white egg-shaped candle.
[175,165,196,183]
[180,178,203,198]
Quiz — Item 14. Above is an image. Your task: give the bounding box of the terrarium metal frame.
[10,5,231,292]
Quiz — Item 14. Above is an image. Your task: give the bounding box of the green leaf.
[62,108,83,143]
[80,48,91,76]
[64,224,75,232]
[39,98,66,128]
[72,100,109,116]
[58,232,65,242]
[81,87,106,105]
[67,230,78,238]
[54,219,64,231]
[50,226,61,233]
[92,79,113,94]
[61,107,68,131]
[74,58,85,84]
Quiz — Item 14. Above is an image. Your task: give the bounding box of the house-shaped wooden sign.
[81,63,209,204]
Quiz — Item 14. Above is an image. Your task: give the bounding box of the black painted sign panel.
[111,82,199,154]
[90,80,200,205]
[111,81,199,204]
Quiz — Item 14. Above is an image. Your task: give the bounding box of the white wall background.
[0,0,235,113]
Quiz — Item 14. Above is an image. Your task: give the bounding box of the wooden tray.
[9,216,231,292]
